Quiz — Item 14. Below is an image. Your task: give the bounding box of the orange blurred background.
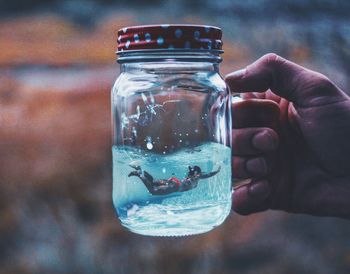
[0,1,350,273]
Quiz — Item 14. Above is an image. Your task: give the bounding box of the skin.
[225,53,350,219]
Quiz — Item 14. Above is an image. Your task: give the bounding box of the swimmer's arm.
[199,166,221,179]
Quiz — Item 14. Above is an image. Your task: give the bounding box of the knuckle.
[314,74,336,92]
[253,128,279,152]
[262,127,279,140]
[259,126,274,134]
[264,53,280,61]
[261,53,286,68]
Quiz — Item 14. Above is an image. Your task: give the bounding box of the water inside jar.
[112,142,232,236]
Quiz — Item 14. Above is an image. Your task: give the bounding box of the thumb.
[225,53,346,107]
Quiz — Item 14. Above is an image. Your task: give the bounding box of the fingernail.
[226,68,246,81]
[248,181,270,198]
[246,157,268,175]
[252,130,278,151]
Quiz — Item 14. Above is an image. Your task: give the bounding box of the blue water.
[112,142,232,236]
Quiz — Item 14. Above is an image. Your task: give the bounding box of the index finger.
[224,53,342,107]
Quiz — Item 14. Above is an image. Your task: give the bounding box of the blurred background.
[1,0,350,273]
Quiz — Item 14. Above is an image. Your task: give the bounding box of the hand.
[225,53,350,219]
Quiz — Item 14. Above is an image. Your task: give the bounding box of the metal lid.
[117,24,223,53]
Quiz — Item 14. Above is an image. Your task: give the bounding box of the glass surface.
[111,56,232,236]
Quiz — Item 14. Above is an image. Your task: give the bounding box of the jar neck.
[118,50,222,73]
[118,50,222,63]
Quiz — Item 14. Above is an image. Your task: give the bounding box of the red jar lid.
[117,24,223,53]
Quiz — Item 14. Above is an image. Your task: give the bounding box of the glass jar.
[111,25,232,236]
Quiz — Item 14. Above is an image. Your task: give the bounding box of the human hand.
[225,53,350,219]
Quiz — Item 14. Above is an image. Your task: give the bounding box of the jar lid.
[117,24,223,53]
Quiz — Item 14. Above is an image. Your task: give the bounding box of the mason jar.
[111,24,232,236]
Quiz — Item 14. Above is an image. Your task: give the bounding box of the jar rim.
[116,48,224,55]
[116,49,223,64]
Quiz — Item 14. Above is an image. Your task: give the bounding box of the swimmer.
[128,164,221,195]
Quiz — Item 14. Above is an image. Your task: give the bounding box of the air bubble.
[146,136,153,150]
[162,167,166,173]
[147,143,153,150]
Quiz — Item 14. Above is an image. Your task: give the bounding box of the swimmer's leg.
[138,171,159,194]
[129,168,156,194]
[152,181,179,195]
[128,165,177,195]
[143,171,154,182]
[128,171,140,177]
[128,164,143,178]
[129,164,141,171]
